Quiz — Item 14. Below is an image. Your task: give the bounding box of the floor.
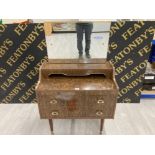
[0,99,155,135]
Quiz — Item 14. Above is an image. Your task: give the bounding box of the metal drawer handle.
[97,99,104,104]
[51,111,59,116]
[50,99,57,104]
[96,111,103,116]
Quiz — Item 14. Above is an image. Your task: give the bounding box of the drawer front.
[38,91,117,119]
[44,91,86,118]
[85,95,107,118]
[85,93,116,118]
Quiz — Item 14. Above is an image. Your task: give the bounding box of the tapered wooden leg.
[100,119,104,135]
[49,119,54,135]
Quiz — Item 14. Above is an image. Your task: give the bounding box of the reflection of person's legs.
[76,24,83,55]
[85,23,93,55]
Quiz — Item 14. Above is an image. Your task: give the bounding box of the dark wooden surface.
[100,119,104,134]
[36,59,118,133]
[40,58,114,80]
[49,119,54,134]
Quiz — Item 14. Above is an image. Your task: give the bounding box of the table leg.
[49,119,54,135]
[100,119,104,135]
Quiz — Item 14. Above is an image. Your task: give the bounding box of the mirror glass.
[46,20,111,59]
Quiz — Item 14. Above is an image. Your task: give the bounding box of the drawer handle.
[97,99,104,104]
[96,111,103,116]
[51,111,59,116]
[50,99,57,104]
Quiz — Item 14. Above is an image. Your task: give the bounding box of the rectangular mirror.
[46,20,111,59]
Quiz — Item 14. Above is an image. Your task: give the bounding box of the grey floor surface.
[0,99,155,135]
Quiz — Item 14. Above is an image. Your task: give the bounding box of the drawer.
[48,109,86,118]
[89,94,116,118]
[85,95,106,118]
[38,91,116,119]
[44,92,87,118]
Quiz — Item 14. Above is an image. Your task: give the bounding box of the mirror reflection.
[46,20,111,59]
